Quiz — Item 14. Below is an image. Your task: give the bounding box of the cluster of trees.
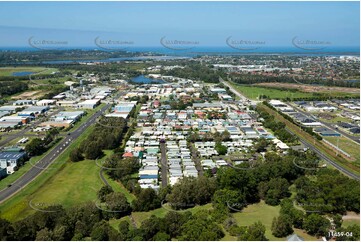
[71,117,128,161]
[224,219,268,241]
[294,169,360,214]
[169,100,192,110]
[160,62,227,83]
[0,81,28,97]
[102,154,141,187]
[167,176,217,210]
[215,141,228,155]
[0,50,134,64]
[129,95,149,104]
[114,210,224,241]
[257,107,298,144]
[187,130,230,143]
[38,86,69,100]
[25,128,60,156]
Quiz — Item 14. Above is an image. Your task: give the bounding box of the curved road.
[0,104,110,203]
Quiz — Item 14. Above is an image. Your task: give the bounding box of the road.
[219,77,261,106]
[159,142,168,187]
[0,107,65,148]
[289,103,360,144]
[286,127,359,181]
[219,77,248,101]
[0,104,110,203]
[222,79,360,181]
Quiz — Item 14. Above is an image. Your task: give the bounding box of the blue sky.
[0,1,359,48]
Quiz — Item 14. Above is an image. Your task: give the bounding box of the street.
[160,142,168,187]
[0,104,110,203]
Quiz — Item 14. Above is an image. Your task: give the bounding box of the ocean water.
[1,46,359,56]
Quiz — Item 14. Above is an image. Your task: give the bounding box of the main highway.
[0,103,111,203]
[221,78,359,181]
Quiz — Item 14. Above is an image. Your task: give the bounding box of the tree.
[132,188,161,212]
[212,189,246,212]
[271,215,293,237]
[83,141,103,160]
[163,211,190,238]
[238,221,268,241]
[0,218,14,240]
[254,138,268,152]
[90,221,110,241]
[303,214,331,237]
[69,148,84,162]
[179,212,224,241]
[25,138,46,156]
[118,220,130,241]
[280,199,304,228]
[35,228,53,241]
[97,186,114,203]
[215,142,227,155]
[167,177,216,210]
[140,215,162,240]
[152,232,170,241]
[105,192,132,218]
[258,178,290,206]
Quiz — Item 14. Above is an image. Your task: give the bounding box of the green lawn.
[22,158,103,217]
[232,200,319,241]
[0,67,57,76]
[0,125,96,222]
[342,219,360,228]
[323,136,360,166]
[231,84,315,100]
[230,82,359,101]
[232,200,282,241]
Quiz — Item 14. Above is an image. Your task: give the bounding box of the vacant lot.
[323,136,360,166]
[232,84,315,100]
[255,82,360,94]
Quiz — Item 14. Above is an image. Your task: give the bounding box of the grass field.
[230,82,359,101]
[323,136,360,165]
[232,84,315,100]
[232,200,282,241]
[0,124,96,221]
[342,219,360,228]
[231,201,319,241]
[0,67,57,77]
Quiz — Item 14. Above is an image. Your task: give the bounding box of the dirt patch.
[342,211,360,220]
[11,91,46,99]
[255,82,360,94]
[317,113,335,120]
